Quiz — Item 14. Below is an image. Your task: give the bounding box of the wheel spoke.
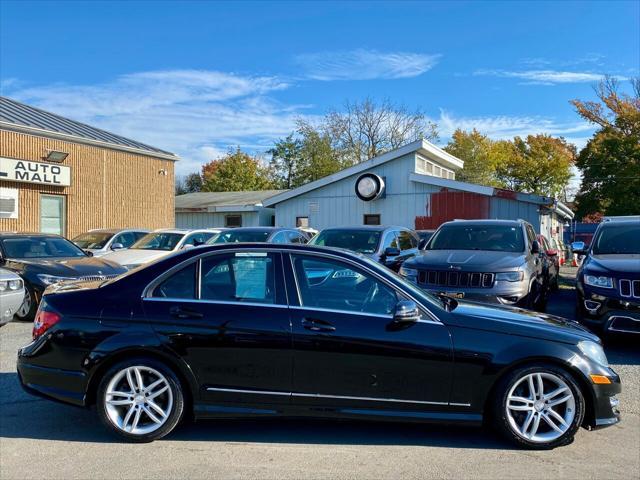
[542,412,564,433]
[544,386,569,401]
[131,407,142,431]
[147,399,168,419]
[528,412,541,438]
[147,385,169,400]
[547,395,572,408]
[144,379,164,394]
[134,367,145,391]
[142,405,162,424]
[527,375,536,399]
[107,398,133,406]
[122,405,136,430]
[109,391,131,398]
[547,407,569,427]
[536,374,544,399]
[521,411,534,435]
[125,369,137,392]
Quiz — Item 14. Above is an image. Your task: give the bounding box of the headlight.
[578,340,609,367]
[8,279,23,290]
[584,275,614,289]
[37,274,76,286]
[399,266,418,279]
[495,271,524,282]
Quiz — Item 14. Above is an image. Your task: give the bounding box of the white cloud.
[435,110,593,147]
[5,70,300,175]
[474,69,626,85]
[295,49,441,81]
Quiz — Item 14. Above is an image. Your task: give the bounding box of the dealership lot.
[1,267,638,480]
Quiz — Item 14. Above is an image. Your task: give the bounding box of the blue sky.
[1,0,638,177]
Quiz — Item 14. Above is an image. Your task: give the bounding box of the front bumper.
[416,282,529,306]
[577,286,640,334]
[586,370,622,430]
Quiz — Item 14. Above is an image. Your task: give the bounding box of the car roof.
[222,227,292,232]
[86,228,149,234]
[0,232,64,238]
[442,219,526,227]
[319,226,405,232]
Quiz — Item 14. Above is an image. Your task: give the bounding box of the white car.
[0,268,24,326]
[103,229,223,270]
[72,228,149,257]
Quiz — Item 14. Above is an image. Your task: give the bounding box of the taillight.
[32,307,61,340]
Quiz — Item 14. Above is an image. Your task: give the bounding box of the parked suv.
[400,219,546,309]
[309,226,420,271]
[574,217,640,334]
[72,228,149,257]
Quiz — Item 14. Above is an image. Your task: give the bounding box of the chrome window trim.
[287,250,441,324]
[144,297,290,309]
[289,305,393,319]
[205,386,466,407]
[141,246,442,324]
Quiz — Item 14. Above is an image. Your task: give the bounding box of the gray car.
[72,229,149,257]
[399,219,547,310]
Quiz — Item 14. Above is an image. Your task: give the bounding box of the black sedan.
[18,243,620,448]
[0,233,127,320]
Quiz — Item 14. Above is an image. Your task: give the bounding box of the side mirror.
[182,244,194,250]
[384,247,401,258]
[418,239,428,250]
[111,243,124,250]
[571,241,586,254]
[531,240,540,254]
[85,250,93,257]
[393,300,421,323]
[546,249,558,257]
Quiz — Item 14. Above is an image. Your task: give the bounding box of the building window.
[40,194,66,236]
[363,214,381,225]
[296,216,309,228]
[225,215,242,228]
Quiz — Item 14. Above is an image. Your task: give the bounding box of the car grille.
[418,270,495,288]
[609,316,640,334]
[619,279,640,298]
[73,274,120,283]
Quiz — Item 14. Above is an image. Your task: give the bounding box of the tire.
[491,363,585,449]
[15,283,37,322]
[96,358,184,442]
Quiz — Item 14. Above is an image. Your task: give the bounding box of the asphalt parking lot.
[1,267,638,480]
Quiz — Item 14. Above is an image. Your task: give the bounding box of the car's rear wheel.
[15,283,37,322]
[492,364,584,449]
[96,358,184,442]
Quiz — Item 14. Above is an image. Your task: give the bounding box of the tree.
[495,134,575,197]
[201,147,274,192]
[175,172,202,195]
[320,97,438,164]
[571,77,640,217]
[268,134,303,189]
[443,129,505,186]
[296,121,346,183]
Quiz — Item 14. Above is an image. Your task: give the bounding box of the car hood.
[5,256,126,278]
[408,250,525,271]
[102,248,173,266]
[449,300,599,344]
[585,254,640,275]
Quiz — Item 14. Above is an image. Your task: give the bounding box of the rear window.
[428,224,525,253]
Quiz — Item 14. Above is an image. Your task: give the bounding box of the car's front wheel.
[96,358,184,442]
[492,364,585,449]
[15,283,37,322]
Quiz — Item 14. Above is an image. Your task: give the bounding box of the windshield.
[0,236,86,258]
[429,224,525,253]
[592,224,640,254]
[131,232,184,251]
[310,230,382,254]
[209,230,271,243]
[72,232,114,249]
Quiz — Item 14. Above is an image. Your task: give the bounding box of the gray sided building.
[263,140,573,240]
[175,190,286,229]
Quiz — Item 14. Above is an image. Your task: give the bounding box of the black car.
[0,233,127,320]
[208,227,308,244]
[574,217,640,335]
[18,243,620,448]
[309,226,420,271]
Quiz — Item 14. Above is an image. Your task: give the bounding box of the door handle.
[170,306,204,319]
[301,318,336,332]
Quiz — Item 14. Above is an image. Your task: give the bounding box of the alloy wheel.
[505,372,576,443]
[16,289,32,318]
[104,366,173,435]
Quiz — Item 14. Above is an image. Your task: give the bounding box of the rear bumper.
[17,348,88,407]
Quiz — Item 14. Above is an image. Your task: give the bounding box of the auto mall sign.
[0,157,71,187]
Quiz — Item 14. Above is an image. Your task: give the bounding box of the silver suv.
[399,219,547,310]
